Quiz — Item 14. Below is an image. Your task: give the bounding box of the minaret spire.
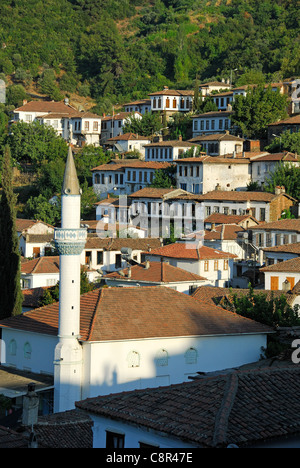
[53,145,87,413]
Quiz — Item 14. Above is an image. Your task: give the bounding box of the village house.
[260,256,300,291]
[144,136,198,161]
[198,80,232,96]
[104,260,208,294]
[175,154,251,194]
[0,286,272,416]
[263,241,300,266]
[250,218,300,251]
[100,111,141,145]
[204,213,259,230]
[193,189,296,223]
[144,240,237,287]
[191,110,233,136]
[104,133,152,159]
[123,99,151,114]
[148,86,194,118]
[16,219,55,258]
[92,159,171,197]
[267,114,300,143]
[12,99,101,147]
[80,237,161,274]
[250,152,300,187]
[21,256,60,289]
[188,132,244,156]
[76,365,300,449]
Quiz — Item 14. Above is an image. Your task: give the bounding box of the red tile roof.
[252,219,300,232]
[146,242,237,260]
[16,219,54,232]
[0,286,271,341]
[205,213,258,225]
[14,100,78,115]
[260,256,300,273]
[76,364,299,448]
[269,115,300,126]
[91,160,171,171]
[104,261,207,282]
[21,256,60,275]
[263,242,300,254]
[204,224,245,241]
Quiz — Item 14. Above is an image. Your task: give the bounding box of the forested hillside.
[0,0,298,113]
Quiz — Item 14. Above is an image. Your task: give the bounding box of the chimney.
[127,266,131,278]
[275,186,281,195]
[22,383,39,427]
[282,279,291,292]
[145,260,150,269]
[215,183,221,191]
[221,224,225,240]
[178,134,182,141]
[23,99,27,106]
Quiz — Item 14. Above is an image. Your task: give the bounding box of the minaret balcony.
[54,228,87,255]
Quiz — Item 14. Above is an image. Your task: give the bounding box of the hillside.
[0,0,298,113]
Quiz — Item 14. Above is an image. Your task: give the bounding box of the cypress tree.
[0,145,23,319]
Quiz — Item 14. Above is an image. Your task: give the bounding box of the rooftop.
[252,219,300,232]
[261,256,300,273]
[0,286,271,342]
[76,364,300,448]
[145,241,237,260]
[104,261,207,283]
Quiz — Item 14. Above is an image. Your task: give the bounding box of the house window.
[204,260,209,271]
[214,260,219,271]
[24,342,32,359]
[173,98,177,109]
[84,121,89,132]
[97,251,103,265]
[156,349,168,366]
[93,121,98,132]
[106,431,125,449]
[115,254,122,269]
[9,339,17,356]
[94,174,100,184]
[153,98,156,109]
[260,208,266,221]
[166,97,170,108]
[185,348,198,364]
[194,120,198,131]
[224,259,228,270]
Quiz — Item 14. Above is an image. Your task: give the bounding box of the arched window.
[24,342,32,359]
[185,347,198,365]
[156,349,168,367]
[9,339,17,356]
[127,351,140,368]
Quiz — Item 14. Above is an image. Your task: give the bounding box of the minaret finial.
[62,146,81,195]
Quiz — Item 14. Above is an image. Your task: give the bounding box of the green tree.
[150,165,176,188]
[7,121,68,168]
[264,163,300,200]
[0,145,23,319]
[38,68,64,101]
[24,194,61,226]
[231,84,288,139]
[265,131,300,155]
[123,112,162,136]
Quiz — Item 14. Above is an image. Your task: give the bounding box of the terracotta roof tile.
[263,242,300,254]
[260,256,300,273]
[76,365,299,447]
[14,100,78,115]
[104,261,207,282]
[84,237,161,251]
[252,219,300,232]
[189,190,292,202]
[21,256,60,275]
[204,224,245,241]
[91,160,170,171]
[146,242,237,260]
[0,286,271,342]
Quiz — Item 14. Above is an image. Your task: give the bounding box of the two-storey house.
[100,111,141,145]
[192,110,233,136]
[149,87,193,118]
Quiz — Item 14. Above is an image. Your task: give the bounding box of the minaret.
[53,146,87,413]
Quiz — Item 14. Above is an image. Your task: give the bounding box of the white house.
[144,136,198,161]
[175,155,251,194]
[92,159,171,197]
[188,133,244,156]
[104,133,152,159]
[250,219,300,250]
[21,256,60,289]
[198,81,232,96]
[16,219,55,258]
[123,99,151,115]
[104,260,209,294]
[81,237,161,274]
[250,152,300,187]
[149,87,193,117]
[100,111,142,145]
[12,99,101,147]
[192,111,233,136]
[0,286,272,415]
[260,257,300,291]
[76,365,300,449]
[144,240,237,287]
[263,242,300,266]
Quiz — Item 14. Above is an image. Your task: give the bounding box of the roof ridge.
[31,256,43,274]
[212,373,239,447]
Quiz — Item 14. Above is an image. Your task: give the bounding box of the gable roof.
[268,115,300,126]
[128,187,186,199]
[263,242,300,255]
[145,241,237,260]
[205,213,259,226]
[104,261,207,283]
[252,219,300,232]
[14,100,78,116]
[0,286,271,341]
[21,256,60,275]
[76,365,299,448]
[84,237,161,251]
[260,256,300,273]
[190,190,295,202]
[16,219,54,233]
[204,224,245,241]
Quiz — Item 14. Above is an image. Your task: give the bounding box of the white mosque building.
[0,148,273,415]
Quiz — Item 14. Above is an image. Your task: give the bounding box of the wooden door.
[270,276,279,291]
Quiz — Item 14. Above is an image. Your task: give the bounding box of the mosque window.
[9,339,17,356]
[127,351,140,368]
[156,349,168,367]
[185,348,198,365]
[24,342,32,359]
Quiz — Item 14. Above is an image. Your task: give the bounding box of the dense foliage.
[0,0,297,109]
